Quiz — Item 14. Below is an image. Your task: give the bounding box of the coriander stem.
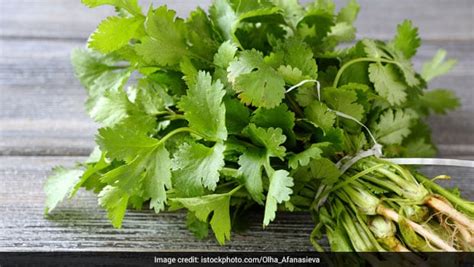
[415,174,474,216]
[156,127,203,147]
[163,114,186,121]
[332,57,398,88]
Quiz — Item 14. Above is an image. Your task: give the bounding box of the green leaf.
[185,8,220,64]
[336,0,359,23]
[304,101,336,133]
[82,0,142,16]
[88,16,143,53]
[98,185,129,228]
[186,212,209,239]
[71,48,131,96]
[323,87,364,121]
[362,39,390,59]
[308,158,341,185]
[368,63,407,106]
[272,0,304,29]
[86,89,134,127]
[179,71,227,141]
[403,139,436,158]
[170,192,233,245]
[238,148,266,204]
[100,154,147,193]
[243,124,286,158]
[251,104,296,146]
[135,6,188,66]
[172,142,226,197]
[209,0,238,41]
[214,41,238,68]
[273,37,318,78]
[288,143,327,169]
[143,145,172,213]
[421,49,457,82]
[96,120,158,162]
[263,170,294,226]
[372,109,416,145]
[419,89,460,115]
[44,167,84,213]
[224,97,251,134]
[391,20,420,59]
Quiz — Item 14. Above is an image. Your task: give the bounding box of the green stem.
[416,174,474,216]
[155,127,203,147]
[332,57,398,88]
[163,114,186,121]
[331,164,384,192]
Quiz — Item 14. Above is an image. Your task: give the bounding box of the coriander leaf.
[251,103,296,146]
[186,8,220,65]
[44,167,84,214]
[135,6,188,66]
[170,192,232,245]
[297,9,334,51]
[295,85,318,107]
[227,49,264,83]
[81,0,142,16]
[273,37,318,78]
[179,71,227,141]
[186,212,209,239]
[368,63,407,106]
[143,145,172,213]
[393,55,419,87]
[180,57,199,88]
[98,185,129,228]
[86,89,134,127]
[228,50,285,108]
[71,48,131,96]
[234,66,286,108]
[214,41,238,68]
[100,154,147,193]
[209,0,238,41]
[372,109,416,145]
[277,65,305,85]
[224,97,251,134]
[403,138,436,158]
[96,121,158,162]
[309,158,341,185]
[419,89,460,115]
[323,87,364,121]
[238,148,266,204]
[391,20,420,59]
[131,78,174,115]
[362,39,390,59]
[263,170,293,226]
[288,143,328,169]
[272,0,304,29]
[304,101,336,133]
[88,16,143,54]
[336,0,359,24]
[421,49,457,82]
[243,123,286,158]
[172,142,226,197]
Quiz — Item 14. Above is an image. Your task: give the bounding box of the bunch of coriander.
[45,0,473,252]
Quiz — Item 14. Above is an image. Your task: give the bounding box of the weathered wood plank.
[0,156,472,251]
[0,0,473,41]
[1,38,472,156]
[0,156,316,252]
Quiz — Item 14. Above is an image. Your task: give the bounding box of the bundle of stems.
[309,157,474,253]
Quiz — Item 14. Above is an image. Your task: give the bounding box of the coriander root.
[426,196,474,232]
[376,205,456,251]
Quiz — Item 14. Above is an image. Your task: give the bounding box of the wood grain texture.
[1,39,472,157]
[1,0,473,41]
[0,156,316,252]
[0,156,473,252]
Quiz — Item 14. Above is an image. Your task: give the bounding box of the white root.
[426,196,474,232]
[377,205,457,252]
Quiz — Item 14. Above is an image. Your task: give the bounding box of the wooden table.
[0,0,473,252]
